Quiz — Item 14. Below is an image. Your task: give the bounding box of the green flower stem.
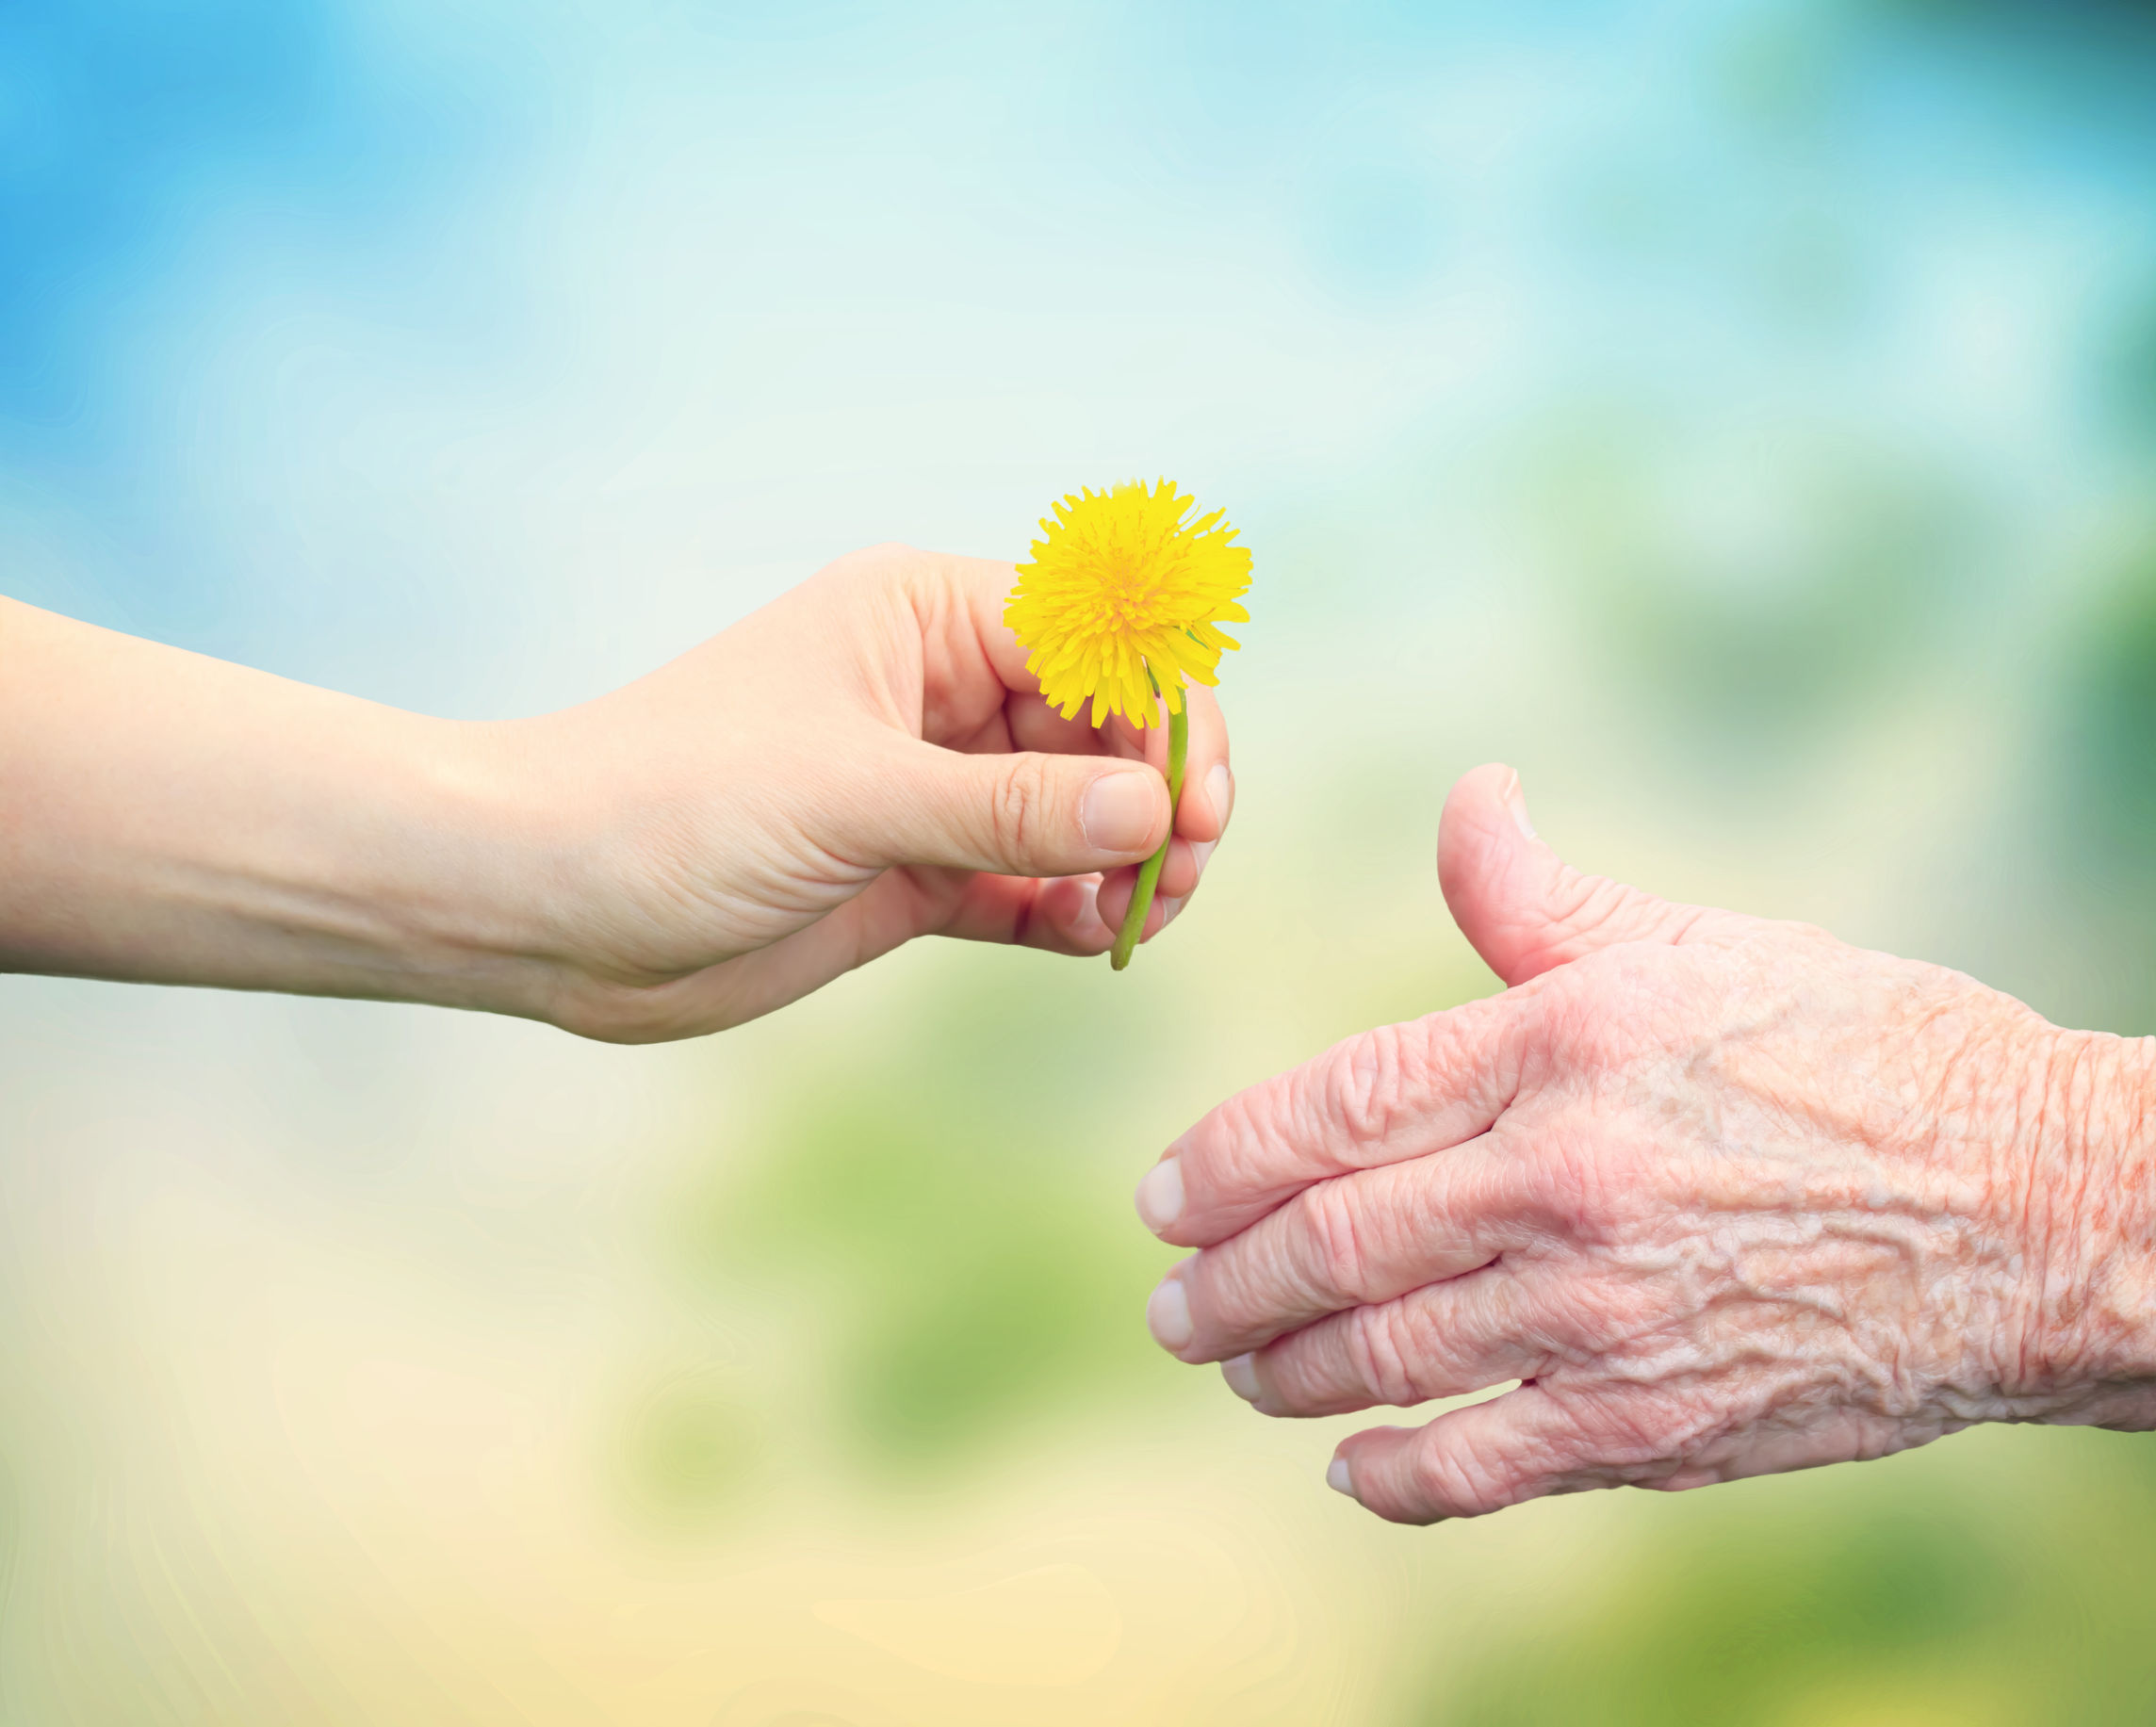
[1110,696,1187,971]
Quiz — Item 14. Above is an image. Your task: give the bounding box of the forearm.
[0,596,560,1014]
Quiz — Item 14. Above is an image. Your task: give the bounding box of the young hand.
[0,545,1233,1039]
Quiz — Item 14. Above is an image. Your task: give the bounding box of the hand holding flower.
[0,543,1233,1038]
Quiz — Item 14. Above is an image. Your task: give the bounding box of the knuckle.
[1548,870,1647,947]
[1196,1099,1260,1191]
[1252,1342,1307,1410]
[1575,1391,1684,1470]
[1344,1301,1425,1409]
[1300,1180,1374,1300]
[1217,1078,1307,1187]
[840,538,920,570]
[1532,1129,1651,1246]
[1196,1105,1273,1210]
[1307,1023,1415,1156]
[820,541,923,599]
[987,757,1049,859]
[1412,1433,1520,1519]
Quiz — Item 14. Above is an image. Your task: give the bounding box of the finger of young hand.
[552,886,924,1042]
[1331,1385,1597,1523]
[1137,995,1535,1250]
[860,740,1169,879]
[1154,1149,1543,1362]
[947,549,1047,696]
[1153,836,1204,901]
[1219,1268,1547,1418]
[1175,687,1233,844]
[1004,692,1117,758]
[939,872,1117,955]
[1095,867,1167,943]
[1103,690,1231,846]
[1000,703,1225,904]
[1096,846,1209,940]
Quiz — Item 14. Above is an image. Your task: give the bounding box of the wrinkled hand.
[1135,765,2156,1523]
[512,545,1232,1039]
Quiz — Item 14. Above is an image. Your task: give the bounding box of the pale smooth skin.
[1138,763,2156,1523]
[0,545,1232,1040]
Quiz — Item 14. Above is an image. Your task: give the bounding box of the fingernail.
[1326,1456,1357,1499]
[1505,771,1537,839]
[1206,763,1233,831]
[1190,839,1217,874]
[1082,771,1162,855]
[1145,1273,1193,1351]
[1220,1353,1261,1404]
[1133,1156,1184,1232]
[1160,894,1186,926]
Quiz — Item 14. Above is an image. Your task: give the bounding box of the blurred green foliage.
[678,965,1171,1476]
[2067,547,2156,863]
[1411,1434,2156,1726]
[712,1094,1153,1465]
[622,1366,762,1521]
[1532,415,1981,772]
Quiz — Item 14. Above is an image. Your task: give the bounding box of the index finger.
[953,546,1234,839]
[1137,992,1534,1250]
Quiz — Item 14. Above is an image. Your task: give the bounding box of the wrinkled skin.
[1137,764,2156,1523]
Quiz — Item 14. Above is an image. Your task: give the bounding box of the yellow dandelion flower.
[1004,479,1251,729]
[1004,479,1253,971]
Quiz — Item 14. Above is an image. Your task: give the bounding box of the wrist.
[451,708,752,1041]
[359,716,587,1018]
[2014,1027,2156,1427]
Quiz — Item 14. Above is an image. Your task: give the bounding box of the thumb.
[853,741,1170,878]
[1437,763,1709,986]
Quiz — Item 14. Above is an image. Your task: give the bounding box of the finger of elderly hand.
[1331,1384,1592,1523]
[1438,763,1717,988]
[1161,1148,1544,1361]
[1224,1267,1547,1417]
[1139,995,1531,1249]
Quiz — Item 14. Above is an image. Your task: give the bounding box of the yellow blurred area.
[7,716,2156,1719]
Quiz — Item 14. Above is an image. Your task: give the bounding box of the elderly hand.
[1135,764,2156,1523]
[1,545,1230,1039]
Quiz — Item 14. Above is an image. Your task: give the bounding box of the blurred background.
[5,0,2156,1719]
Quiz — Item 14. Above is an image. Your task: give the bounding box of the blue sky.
[5,0,2154,721]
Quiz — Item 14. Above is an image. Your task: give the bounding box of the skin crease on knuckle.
[1322,1018,1470,1160]
[1347,1298,1444,1410]
[1169,995,1530,1251]
[1312,921,2156,1513]
[988,754,1047,863]
[1305,1176,1386,1306]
